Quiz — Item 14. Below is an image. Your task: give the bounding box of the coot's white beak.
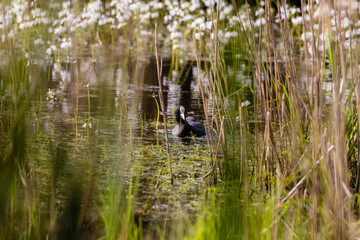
[180,113,185,121]
[180,106,186,121]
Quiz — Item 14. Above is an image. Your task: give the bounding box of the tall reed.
[154,23,173,184]
[193,0,360,238]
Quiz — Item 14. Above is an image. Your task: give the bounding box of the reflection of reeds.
[0,47,44,239]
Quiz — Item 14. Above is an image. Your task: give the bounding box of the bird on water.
[172,106,206,137]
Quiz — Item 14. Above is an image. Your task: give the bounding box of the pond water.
[0,45,230,238]
[2,39,334,239]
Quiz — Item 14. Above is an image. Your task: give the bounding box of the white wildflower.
[331,17,336,26]
[181,15,194,22]
[345,30,351,38]
[34,38,44,45]
[189,0,200,11]
[254,17,266,27]
[255,8,265,16]
[151,12,159,18]
[225,31,238,39]
[291,16,302,25]
[181,1,190,9]
[62,1,71,9]
[46,45,57,55]
[194,32,204,40]
[139,3,150,12]
[223,5,233,15]
[172,43,180,50]
[192,17,206,31]
[54,26,66,35]
[153,2,163,9]
[301,32,312,40]
[241,100,250,107]
[19,21,34,29]
[206,20,216,30]
[140,30,151,37]
[341,17,350,28]
[353,28,360,36]
[344,40,350,49]
[289,7,299,15]
[139,12,150,22]
[170,32,182,40]
[60,39,72,50]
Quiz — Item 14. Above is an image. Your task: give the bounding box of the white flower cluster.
[0,0,49,41]
[1,0,242,53]
[46,45,57,56]
[108,0,138,29]
[2,0,359,60]
[248,0,360,55]
[53,0,102,34]
[305,2,359,53]
[162,0,240,48]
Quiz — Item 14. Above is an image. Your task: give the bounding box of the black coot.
[172,106,206,137]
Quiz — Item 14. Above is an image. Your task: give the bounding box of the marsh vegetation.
[1,0,360,239]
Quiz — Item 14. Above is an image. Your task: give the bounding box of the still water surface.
[1,45,220,237]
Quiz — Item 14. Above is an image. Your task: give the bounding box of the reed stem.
[154,23,173,184]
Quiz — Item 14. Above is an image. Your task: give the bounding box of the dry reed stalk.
[193,33,219,183]
[231,0,263,189]
[243,1,268,190]
[196,1,236,182]
[264,0,287,178]
[349,0,360,211]
[236,0,358,237]
[300,0,309,89]
[199,80,218,183]
[154,24,173,184]
[354,69,360,208]
[332,1,347,237]
[276,0,311,192]
[307,1,320,238]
